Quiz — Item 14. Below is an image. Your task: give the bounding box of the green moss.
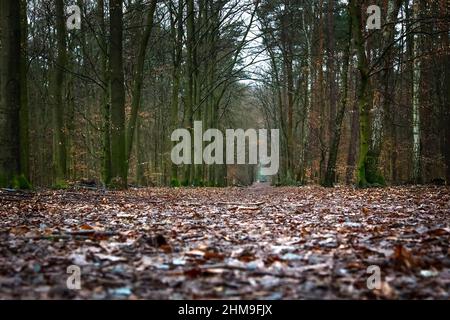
[206,181,219,187]
[12,174,32,190]
[0,173,31,190]
[52,178,69,190]
[170,179,181,187]
[275,171,301,186]
[358,152,386,188]
[192,179,205,187]
[0,173,6,188]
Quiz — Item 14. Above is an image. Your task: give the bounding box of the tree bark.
[323,7,352,187]
[369,0,402,184]
[350,0,373,188]
[109,0,127,188]
[19,0,29,183]
[281,4,294,179]
[441,0,450,184]
[52,0,68,185]
[317,0,326,183]
[0,0,22,187]
[98,0,111,185]
[184,0,195,185]
[125,0,157,174]
[411,0,422,184]
[170,0,183,186]
[346,98,359,185]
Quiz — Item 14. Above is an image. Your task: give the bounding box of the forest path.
[245,182,274,195]
[0,186,449,299]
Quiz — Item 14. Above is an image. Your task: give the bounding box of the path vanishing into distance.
[0,185,449,299]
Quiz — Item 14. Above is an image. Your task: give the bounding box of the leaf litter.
[0,185,448,299]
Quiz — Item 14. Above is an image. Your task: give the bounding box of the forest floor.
[0,184,449,299]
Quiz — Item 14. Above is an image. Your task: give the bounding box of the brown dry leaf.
[184,268,203,278]
[374,281,397,299]
[393,245,417,269]
[427,228,449,237]
[346,261,363,269]
[238,254,256,262]
[1,185,448,299]
[204,251,225,261]
[160,244,172,253]
[80,224,94,230]
[9,226,30,236]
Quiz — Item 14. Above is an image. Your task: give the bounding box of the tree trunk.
[369,0,402,184]
[323,9,352,187]
[184,0,195,185]
[411,0,422,183]
[441,0,450,184]
[109,0,127,188]
[125,0,157,174]
[317,0,326,183]
[346,98,359,185]
[0,0,22,187]
[19,0,29,183]
[170,0,183,186]
[281,5,294,179]
[98,0,111,186]
[326,0,337,167]
[52,0,68,186]
[136,116,146,185]
[350,0,375,188]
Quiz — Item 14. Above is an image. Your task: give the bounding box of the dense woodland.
[0,0,449,301]
[0,0,449,189]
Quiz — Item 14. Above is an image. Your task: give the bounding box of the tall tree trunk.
[184,0,195,185]
[350,0,373,188]
[411,0,422,183]
[0,0,22,187]
[125,0,157,174]
[441,0,450,184]
[193,0,203,186]
[170,0,183,186]
[53,0,68,185]
[326,0,337,164]
[109,0,127,188]
[98,0,111,185]
[19,0,29,183]
[297,9,313,184]
[281,4,294,179]
[369,0,402,184]
[323,9,352,187]
[317,0,326,183]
